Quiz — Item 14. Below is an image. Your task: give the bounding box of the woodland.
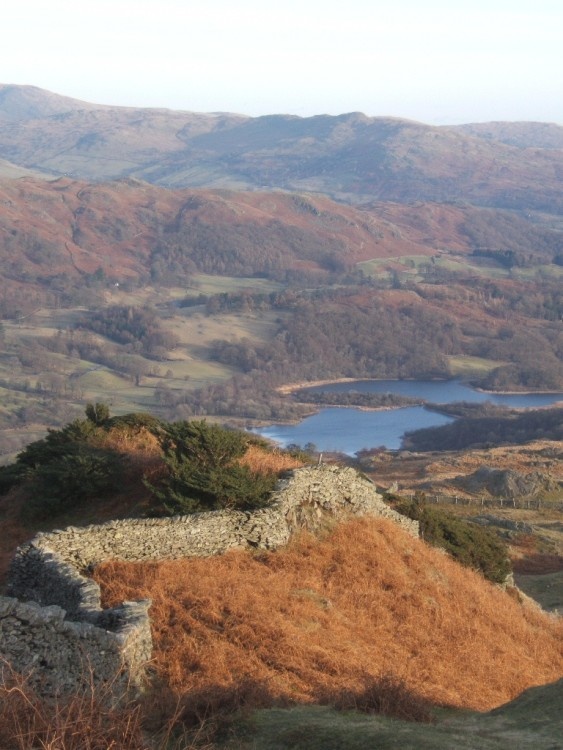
[0,85,562,750]
[0,218,561,453]
[0,87,562,456]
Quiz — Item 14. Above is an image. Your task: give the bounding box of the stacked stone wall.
[1,465,418,697]
[0,596,152,695]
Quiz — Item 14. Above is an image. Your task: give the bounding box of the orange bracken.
[94,517,563,713]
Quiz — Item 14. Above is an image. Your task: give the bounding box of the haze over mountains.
[1,83,562,294]
[0,84,561,452]
[1,84,563,211]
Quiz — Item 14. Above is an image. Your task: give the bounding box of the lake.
[254,380,563,455]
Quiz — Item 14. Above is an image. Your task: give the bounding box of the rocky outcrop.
[470,514,534,536]
[456,466,557,498]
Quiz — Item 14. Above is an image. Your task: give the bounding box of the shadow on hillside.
[149,672,434,734]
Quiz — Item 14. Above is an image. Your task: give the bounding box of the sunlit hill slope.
[95,517,563,716]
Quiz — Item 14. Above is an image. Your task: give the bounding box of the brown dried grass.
[98,427,303,478]
[95,426,163,471]
[94,518,563,715]
[238,444,305,475]
[0,660,217,750]
[0,662,146,750]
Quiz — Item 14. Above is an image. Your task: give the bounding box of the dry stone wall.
[0,597,151,696]
[2,465,418,698]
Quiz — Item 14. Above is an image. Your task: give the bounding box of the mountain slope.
[1,176,560,303]
[94,517,563,714]
[1,85,562,210]
[452,121,563,150]
[0,84,106,122]
[0,177,447,293]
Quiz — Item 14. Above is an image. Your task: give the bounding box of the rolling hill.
[1,84,563,211]
[0,176,560,298]
[0,84,561,454]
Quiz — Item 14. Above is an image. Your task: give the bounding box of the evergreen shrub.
[0,404,125,520]
[395,497,511,584]
[149,419,277,514]
[23,445,124,520]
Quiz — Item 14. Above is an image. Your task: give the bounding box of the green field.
[357,254,563,283]
[227,679,563,750]
[445,355,506,377]
[186,273,285,296]
[0,284,286,458]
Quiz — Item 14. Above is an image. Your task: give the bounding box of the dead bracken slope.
[94,517,563,713]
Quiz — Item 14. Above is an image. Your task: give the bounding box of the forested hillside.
[0,87,561,456]
[0,179,561,452]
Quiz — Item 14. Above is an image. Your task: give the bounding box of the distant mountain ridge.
[0,84,107,121]
[1,85,561,302]
[1,84,562,211]
[452,121,563,150]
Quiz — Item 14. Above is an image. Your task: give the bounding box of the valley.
[0,84,562,749]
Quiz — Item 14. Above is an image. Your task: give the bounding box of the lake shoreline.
[276,377,376,395]
[256,379,563,453]
[277,377,563,398]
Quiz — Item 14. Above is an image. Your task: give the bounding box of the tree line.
[402,407,563,451]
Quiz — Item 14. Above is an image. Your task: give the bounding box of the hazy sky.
[3,0,562,124]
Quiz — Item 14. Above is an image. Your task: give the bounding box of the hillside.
[452,121,563,149]
[0,85,561,459]
[1,175,560,296]
[92,518,563,721]
[0,407,562,748]
[2,508,562,748]
[0,179,560,423]
[1,85,563,211]
[0,177,463,293]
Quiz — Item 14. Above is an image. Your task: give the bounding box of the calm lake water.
[254,380,563,455]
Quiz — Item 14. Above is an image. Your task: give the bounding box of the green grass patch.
[159,359,236,384]
[76,369,130,390]
[357,257,416,278]
[514,571,563,613]
[446,355,506,377]
[356,254,563,284]
[186,273,284,296]
[430,255,508,279]
[228,681,563,750]
[169,310,280,347]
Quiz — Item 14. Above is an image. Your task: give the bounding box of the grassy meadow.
[0,277,286,459]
